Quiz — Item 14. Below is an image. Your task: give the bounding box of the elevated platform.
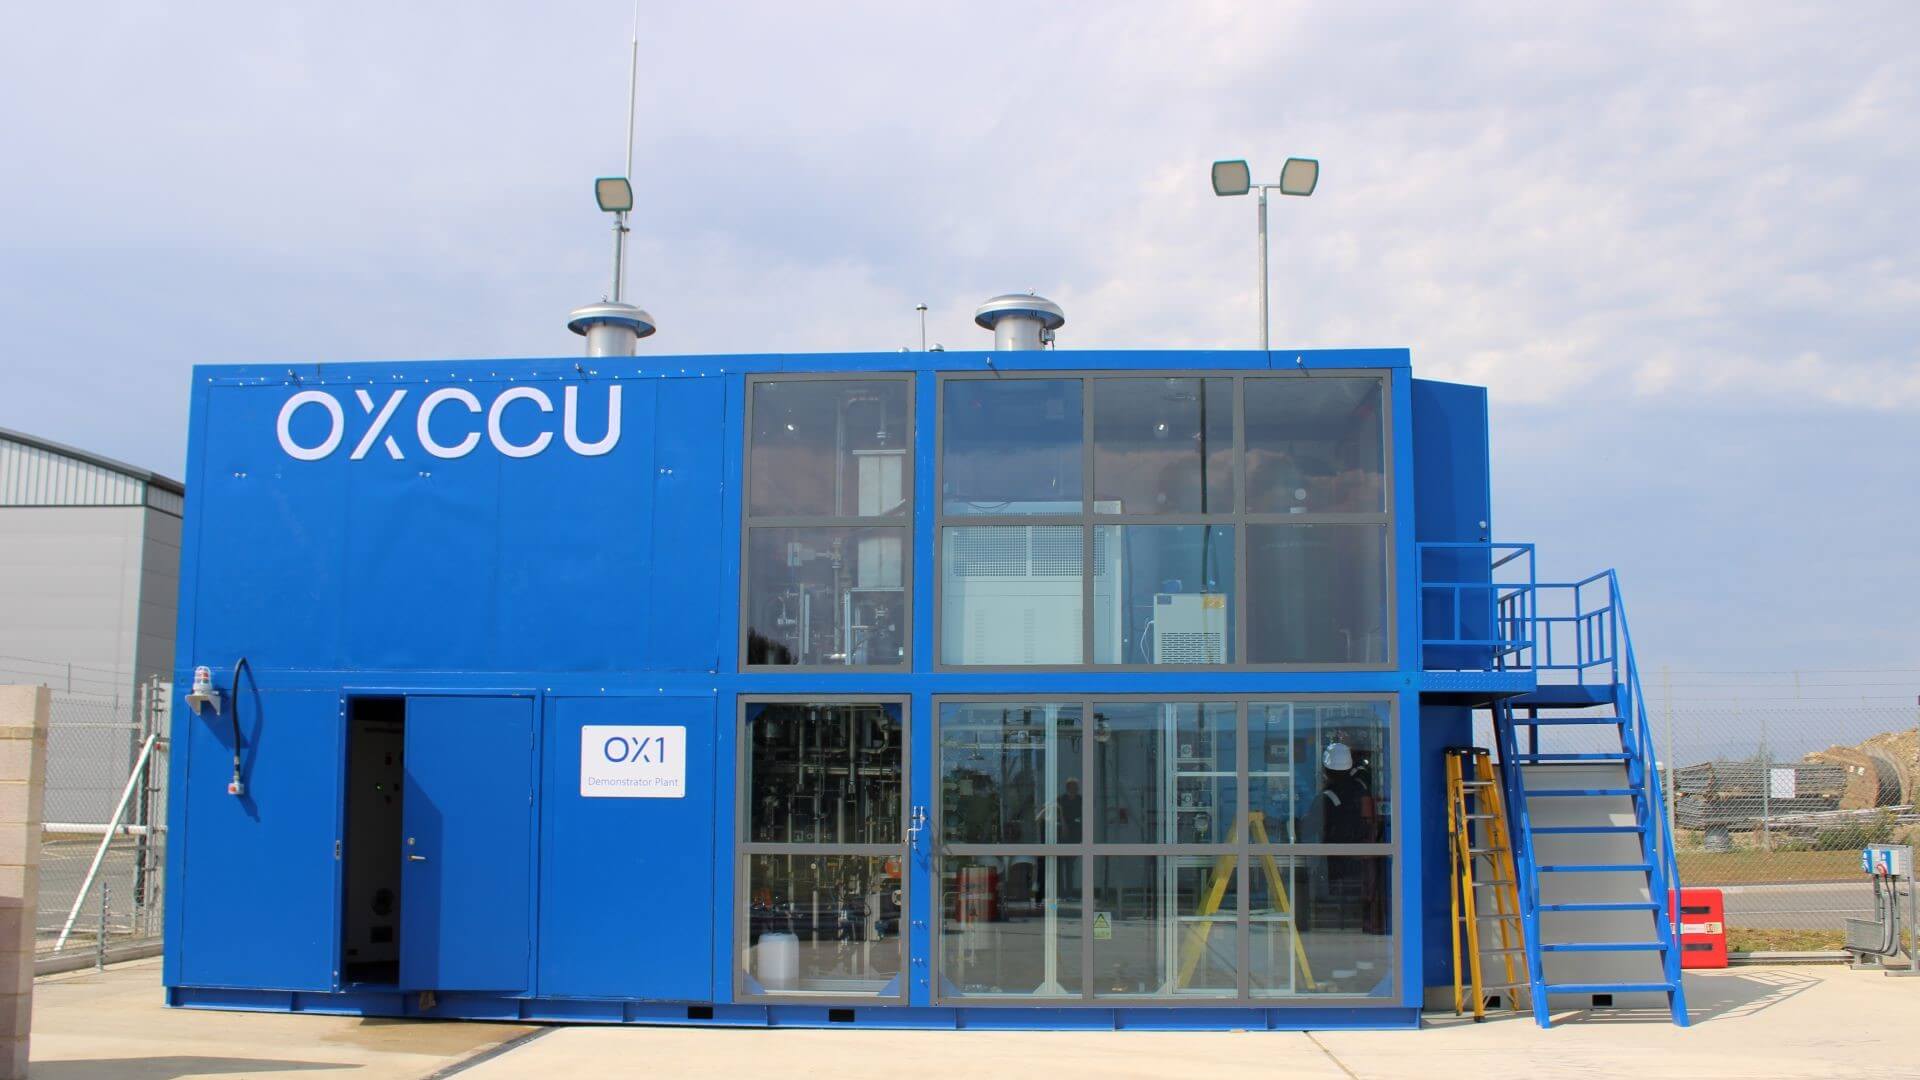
[1418,670,1535,706]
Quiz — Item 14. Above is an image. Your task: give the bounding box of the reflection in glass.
[746,703,903,845]
[940,526,1086,665]
[746,527,906,666]
[745,854,903,995]
[1245,377,1385,514]
[941,855,1082,998]
[1092,377,1234,515]
[1094,702,1237,844]
[1093,525,1234,665]
[749,380,910,518]
[942,380,1083,515]
[1091,856,1240,997]
[1250,854,1391,997]
[1251,701,1391,845]
[1246,524,1388,664]
[940,703,1084,844]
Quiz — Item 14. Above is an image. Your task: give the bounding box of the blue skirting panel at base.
[166,987,1419,1031]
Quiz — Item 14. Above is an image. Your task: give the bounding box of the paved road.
[1717,881,1880,929]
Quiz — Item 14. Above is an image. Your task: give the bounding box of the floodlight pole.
[611,212,629,303]
[1257,185,1270,352]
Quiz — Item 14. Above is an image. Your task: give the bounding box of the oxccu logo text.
[274,384,622,461]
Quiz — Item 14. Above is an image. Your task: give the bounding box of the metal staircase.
[1420,544,1689,1028]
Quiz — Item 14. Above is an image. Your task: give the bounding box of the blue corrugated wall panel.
[539,695,717,1001]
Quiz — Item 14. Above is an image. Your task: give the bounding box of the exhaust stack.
[974,293,1064,351]
[567,302,657,357]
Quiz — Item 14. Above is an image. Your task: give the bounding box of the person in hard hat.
[1306,741,1372,844]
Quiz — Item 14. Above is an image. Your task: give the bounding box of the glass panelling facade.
[936,698,1394,1003]
[937,373,1391,668]
[743,377,912,667]
[739,702,907,998]
[740,367,1401,1008]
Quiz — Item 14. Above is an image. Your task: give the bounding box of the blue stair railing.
[1420,543,1689,1027]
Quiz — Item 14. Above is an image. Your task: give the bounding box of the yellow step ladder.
[1446,747,1528,1020]
[1175,811,1316,992]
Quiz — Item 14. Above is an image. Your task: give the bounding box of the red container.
[1670,888,1728,969]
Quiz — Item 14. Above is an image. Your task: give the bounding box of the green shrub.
[1811,813,1896,851]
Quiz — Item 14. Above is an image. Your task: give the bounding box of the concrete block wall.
[0,685,50,1080]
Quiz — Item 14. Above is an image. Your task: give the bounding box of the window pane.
[1094,525,1234,665]
[1092,856,1239,998]
[1246,524,1388,664]
[1250,853,1391,997]
[1092,377,1234,515]
[746,703,903,845]
[749,380,910,518]
[1093,702,1237,844]
[746,526,906,666]
[1245,378,1385,514]
[744,853,903,995]
[941,855,1083,998]
[942,379,1083,515]
[940,526,1083,665]
[940,703,1084,844]
[1250,701,1391,845]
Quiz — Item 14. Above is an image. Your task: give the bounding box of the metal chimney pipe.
[974,293,1065,350]
[567,301,657,357]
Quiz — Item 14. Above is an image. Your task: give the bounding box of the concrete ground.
[28,958,1920,1079]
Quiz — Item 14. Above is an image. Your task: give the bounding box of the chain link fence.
[1475,677,1920,953]
[37,677,168,969]
[1653,691,1920,953]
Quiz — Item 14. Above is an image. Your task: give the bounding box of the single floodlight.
[1211,160,1251,197]
[1279,157,1319,197]
[595,176,634,213]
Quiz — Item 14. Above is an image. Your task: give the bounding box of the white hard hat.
[1323,742,1353,772]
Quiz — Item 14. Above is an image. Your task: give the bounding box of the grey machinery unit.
[1846,844,1920,976]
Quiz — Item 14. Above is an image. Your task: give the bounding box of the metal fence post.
[96,884,110,971]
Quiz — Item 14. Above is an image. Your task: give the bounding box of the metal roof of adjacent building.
[0,426,185,514]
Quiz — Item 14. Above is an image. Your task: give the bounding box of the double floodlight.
[595,176,634,213]
[1210,157,1319,197]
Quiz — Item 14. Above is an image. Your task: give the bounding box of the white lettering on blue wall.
[273,384,623,461]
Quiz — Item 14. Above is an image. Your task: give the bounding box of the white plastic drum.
[756,932,800,991]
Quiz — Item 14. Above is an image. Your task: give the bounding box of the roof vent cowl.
[974,293,1065,351]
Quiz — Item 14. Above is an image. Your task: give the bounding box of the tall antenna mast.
[566,1,656,356]
[616,0,638,301]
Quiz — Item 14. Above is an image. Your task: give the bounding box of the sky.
[1,1,1915,705]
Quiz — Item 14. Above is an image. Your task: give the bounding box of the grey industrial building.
[0,427,183,707]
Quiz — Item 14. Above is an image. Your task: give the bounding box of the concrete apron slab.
[31,961,1920,1079]
[30,958,538,1079]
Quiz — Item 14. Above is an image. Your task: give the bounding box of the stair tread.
[1512,753,1633,761]
[1544,981,1680,993]
[1542,942,1669,952]
[1530,824,1645,834]
[1523,788,1644,797]
[1538,863,1655,872]
[1539,902,1660,912]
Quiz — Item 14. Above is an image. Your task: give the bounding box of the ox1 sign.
[579,725,687,798]
[275,383,624,461]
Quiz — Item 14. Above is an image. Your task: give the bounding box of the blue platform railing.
[1417,542,1627,693]
[1418,540,1689,1026]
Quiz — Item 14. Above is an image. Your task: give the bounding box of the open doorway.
[341,697,404,985]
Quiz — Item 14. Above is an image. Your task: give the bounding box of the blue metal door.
[400,695,535,992]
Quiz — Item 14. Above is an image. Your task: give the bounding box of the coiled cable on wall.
[229,656,252,792]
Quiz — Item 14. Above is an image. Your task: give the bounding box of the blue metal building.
[161,338,1685,1029]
